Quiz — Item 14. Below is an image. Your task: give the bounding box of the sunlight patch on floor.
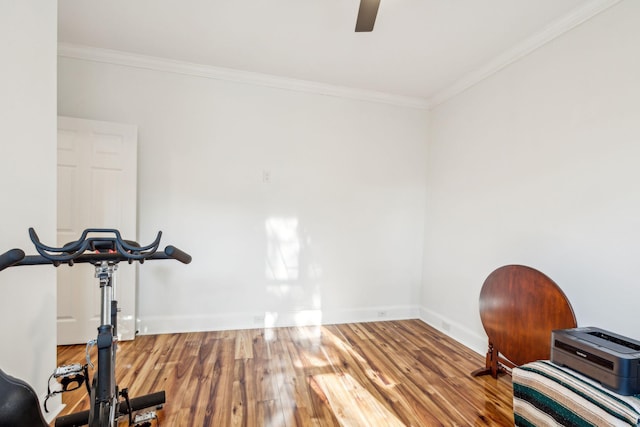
[311,373,406,427]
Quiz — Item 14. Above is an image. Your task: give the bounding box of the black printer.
[551,327,640,396]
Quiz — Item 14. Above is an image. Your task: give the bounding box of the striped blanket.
[513,360,640,427]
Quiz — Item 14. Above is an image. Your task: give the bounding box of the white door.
[57,116,138,345]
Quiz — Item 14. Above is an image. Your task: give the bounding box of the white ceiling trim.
[58,0,619,112]
[57,43,431,110]
[428,0,622,107]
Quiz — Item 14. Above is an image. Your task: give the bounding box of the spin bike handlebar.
[10,227,192,267]
[0,248,26,271]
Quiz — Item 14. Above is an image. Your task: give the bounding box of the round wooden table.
[472,265,577,378]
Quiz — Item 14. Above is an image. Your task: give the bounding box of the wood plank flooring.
[52,320,514,426]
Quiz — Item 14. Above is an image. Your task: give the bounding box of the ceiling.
[58,0,605,104]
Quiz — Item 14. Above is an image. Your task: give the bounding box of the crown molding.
[58,0,619,112]
[57,43,430,110]
[428,0,622,108]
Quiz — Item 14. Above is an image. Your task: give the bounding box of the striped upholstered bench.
[513,360,640,426]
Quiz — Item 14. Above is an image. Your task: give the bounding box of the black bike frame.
[92,261,118,425]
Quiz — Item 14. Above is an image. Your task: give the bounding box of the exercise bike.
[0,227,191,427]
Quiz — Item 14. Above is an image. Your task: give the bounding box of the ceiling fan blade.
[355,0,380,32]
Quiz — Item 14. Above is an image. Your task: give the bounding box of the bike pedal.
[54,363,83,377]
[132,411,157,424]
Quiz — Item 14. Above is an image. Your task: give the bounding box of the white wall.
[0,0,59,417]
[422,0,640,353]
[58,57,429,334]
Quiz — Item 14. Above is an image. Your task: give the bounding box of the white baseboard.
[42,397,64,424]
[137,305,488,361]
[137,305,421,335]
[418,306,487,356]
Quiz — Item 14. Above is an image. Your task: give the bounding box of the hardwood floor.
[53,320,514,426]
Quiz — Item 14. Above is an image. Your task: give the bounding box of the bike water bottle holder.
[86,339,96,368]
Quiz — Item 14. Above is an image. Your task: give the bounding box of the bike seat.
[0,369,48,427]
